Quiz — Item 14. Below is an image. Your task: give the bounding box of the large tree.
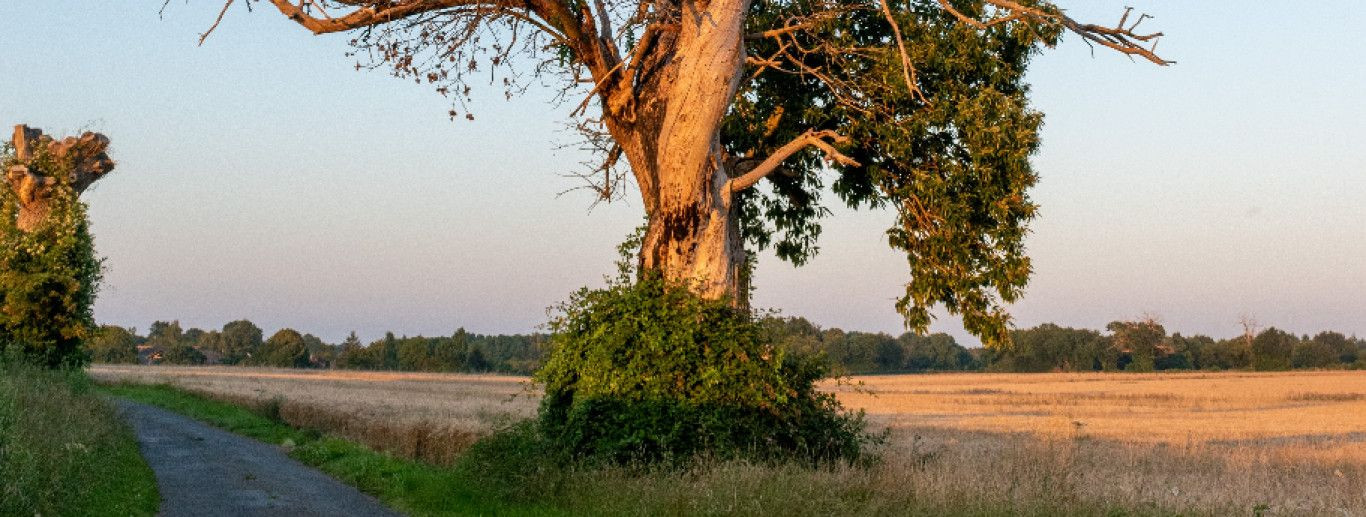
[198,0,1167,343]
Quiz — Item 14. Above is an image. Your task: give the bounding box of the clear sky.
[1,2,1363,345]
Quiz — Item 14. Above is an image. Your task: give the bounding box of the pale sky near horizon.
[1,2,1363,345]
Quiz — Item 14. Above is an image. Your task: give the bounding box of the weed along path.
[116,400,400,517]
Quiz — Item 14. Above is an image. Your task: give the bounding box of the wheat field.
[91,365,1366,515]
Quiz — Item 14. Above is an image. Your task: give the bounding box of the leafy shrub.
[530,235,875,466]
[0,143,102,368]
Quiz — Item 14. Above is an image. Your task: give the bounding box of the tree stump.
[5,124,115,232]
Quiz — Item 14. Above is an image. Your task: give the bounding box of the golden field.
[91,365,1366,515]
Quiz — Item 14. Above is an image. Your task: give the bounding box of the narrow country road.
[115,400,401,517]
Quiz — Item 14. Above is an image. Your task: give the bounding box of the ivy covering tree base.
[0,141,102,368]
[489,234,880,467]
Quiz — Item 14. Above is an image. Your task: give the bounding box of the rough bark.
[610,0,752,304]
[4,125,115,232]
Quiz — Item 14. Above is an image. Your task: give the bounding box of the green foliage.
[536,265,875,465]
[1197,338,1251,371]
[0,363,159,516]
[1107,320,1165,372]
[1251,328,1296,372]
[256,328,313,368]
[730,0,1064,346]
[141,319,207,365]
[89,325,140,364]
[764,317,974,374]
[218,319,264,364]
[1293,337,1341,369]
[332,328,543,374]
[989,324,1111,372]
[147,320,184,343]
[0,143,103,368]
[160,343,207,365]
[1311,331,1358,366]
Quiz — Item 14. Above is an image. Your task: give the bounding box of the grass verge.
[0,364,159,516]
[102,381,1195,517]
[102,382,563,516]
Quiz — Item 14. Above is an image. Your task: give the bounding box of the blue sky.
[2,1,1363,344]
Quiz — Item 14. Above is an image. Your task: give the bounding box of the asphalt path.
[116,399,401,517]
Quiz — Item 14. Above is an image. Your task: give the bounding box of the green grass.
[101,382,1185,517]
[102,382,564,516]
[0,364,159,517]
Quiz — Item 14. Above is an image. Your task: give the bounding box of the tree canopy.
[196,0,1169,345]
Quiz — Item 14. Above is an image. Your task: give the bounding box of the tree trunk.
[605,0,752,305]
[640,173,747,303]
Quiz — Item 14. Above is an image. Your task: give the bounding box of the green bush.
[0,143,102,368]
[530,237,875,466]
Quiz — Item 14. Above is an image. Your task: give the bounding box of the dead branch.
[937,0,1173,65]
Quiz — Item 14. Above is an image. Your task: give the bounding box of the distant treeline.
[764,317,1366,374]
[88,317,1366,374]
[88,320,545,374]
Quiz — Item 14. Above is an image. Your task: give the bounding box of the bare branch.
[725,129,859,195]
[199,0,235,46]
[937,0,1173,66]
[264,0,499,35]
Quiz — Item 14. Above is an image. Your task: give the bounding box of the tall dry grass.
[90,365,537,464]
[833,370,1366,467]
[91,365,1366,515]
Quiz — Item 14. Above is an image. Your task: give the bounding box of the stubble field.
[91,365,1366,515]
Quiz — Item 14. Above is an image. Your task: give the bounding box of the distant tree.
[196,331,224,363]
[873,338,905,372]
[301,333,335,367]
[902,333,973,371]
[1162,333,1213,370]
[147,321,185,344]
[1292,337,1340,369]
[87,325,140,364]
[763,316,825,357]
[1311,331,1358,366]
[335,331,366,369]
[431,330,470,372]
[1251,328,1297,371]
[183,327,206,345]
[159,343,206,365]
[378,332,400,370]
[1199,338,1251,371]
[465,345,490,372]
[997,324,1108,372]
[218,320,264,364]
[256,329,312,368]
[1107,319,1166,372]
[833,333,885,373]
[396,337,433,371]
